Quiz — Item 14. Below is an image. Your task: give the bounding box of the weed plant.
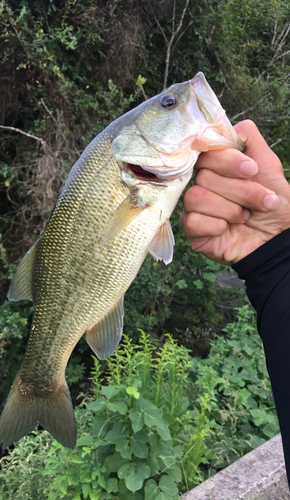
[0,307,279,499]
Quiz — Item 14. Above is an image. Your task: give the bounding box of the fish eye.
[160,94,177,109]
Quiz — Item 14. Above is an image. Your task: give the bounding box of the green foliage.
[43,332,212,499]
[0,400,91,500]
[191,305,279,472]
[66,356,86,386]
[0,312,278,498]
[0,430,51,500]
[0,299,33,405]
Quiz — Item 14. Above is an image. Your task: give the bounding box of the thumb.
[234,120,283,178]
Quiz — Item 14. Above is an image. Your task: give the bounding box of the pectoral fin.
[102,195,148,245]
[148,220,175,265]
[86,296,124,360]
[7,241,39,302]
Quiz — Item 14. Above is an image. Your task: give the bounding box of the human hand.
[181,120,290,265]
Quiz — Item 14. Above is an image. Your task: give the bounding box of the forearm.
[233,228,290,485]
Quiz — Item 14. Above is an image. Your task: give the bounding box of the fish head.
[112,72,244,181]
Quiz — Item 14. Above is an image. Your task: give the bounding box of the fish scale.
[0,72,244,448]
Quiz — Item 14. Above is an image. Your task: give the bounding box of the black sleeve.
[232,227,290,486]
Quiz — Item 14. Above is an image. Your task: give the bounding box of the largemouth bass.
[0,73,243,449]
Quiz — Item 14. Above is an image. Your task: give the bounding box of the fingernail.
[240,160,258,176]
[263,194,280,210]
[243,208,251,221]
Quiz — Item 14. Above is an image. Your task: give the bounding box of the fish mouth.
[127,163,165,183]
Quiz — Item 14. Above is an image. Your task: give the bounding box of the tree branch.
[5,1,27,53]
[163,0,190,89]
[270,134,288,149]
[230,72,290,122]
[256,21,290,82]
[0,125,45,144]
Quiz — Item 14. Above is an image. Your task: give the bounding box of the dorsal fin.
[86,296,124,360]
[148,220,175,265]
[8,241,38,302]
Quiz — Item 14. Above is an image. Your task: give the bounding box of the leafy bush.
[191,305,279,473]
[0,307,278,499]
[0,431,51,500]
[43,332,213,499]
[0,299,33,408]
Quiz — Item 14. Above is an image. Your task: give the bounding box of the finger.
[195,169,280,211]
[181,210,228,241]
[183,185,251,224]
[195,147,258,178]
[234,120,283,175]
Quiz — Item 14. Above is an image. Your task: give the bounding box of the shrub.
[0,307,278,499]
[43,332,213,499]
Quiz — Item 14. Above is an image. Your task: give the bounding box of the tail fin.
[0,377,76,449]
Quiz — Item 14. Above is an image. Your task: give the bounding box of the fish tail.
[0,375,76,449]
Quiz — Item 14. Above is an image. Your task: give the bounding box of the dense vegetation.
[0,0,289,497]
[0,309,279,498]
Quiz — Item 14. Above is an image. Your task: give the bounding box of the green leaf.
[144,479,159,500]
[164,464,182,482]
[127,386,140,399]
[107,400,128,414]
[175,279,187,289]
[82,483,91,498]
[250,408,268,426]
[102,385,121,399]
[155,492,175,500]
[156,423,171,441]
[91,413,108,435]
[105,423,130,443]
[146,456,159,476]
[157,452,176,470]
[106,477,118,493]
[98,474,107,489]
[77,434,94,447]
[118,462,151,492]
[116,437,132,459]
[70,455,83,464]
[88,398,107,412]
[130,435,148,458]
[262,421,279,439]
[159,475,178,495]
[104,452,129,473]
[251,435,266,449]
[203,272,216,282]
[137,399,163,428]
[118,480,144,500]
[129,408,145,433]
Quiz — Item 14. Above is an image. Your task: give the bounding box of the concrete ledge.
[181,434,290,500]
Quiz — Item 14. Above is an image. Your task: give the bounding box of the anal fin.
[8,241,38,302]
[86,296,124,360]
[148,219,175,265]
[102,195,148,245]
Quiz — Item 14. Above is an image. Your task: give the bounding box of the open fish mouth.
[127,163,168,183]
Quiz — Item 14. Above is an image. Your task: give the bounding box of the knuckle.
[231,204,243,220]
[191,185,206,201]
[195,168,212,186]
[215,219,228,235]
[183,187,194,210]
